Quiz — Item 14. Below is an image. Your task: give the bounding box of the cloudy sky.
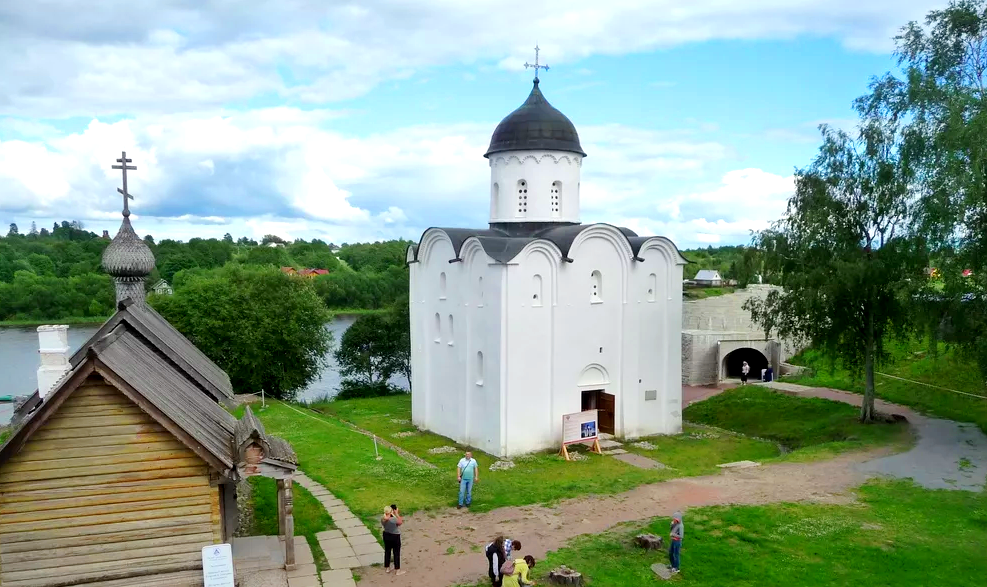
[0,1,942,248]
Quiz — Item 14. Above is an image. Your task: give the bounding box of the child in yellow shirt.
[503,555,536,587]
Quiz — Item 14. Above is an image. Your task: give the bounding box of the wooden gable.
[0,375,222,587]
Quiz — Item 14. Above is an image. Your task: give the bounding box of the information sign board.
[202,543,235,587]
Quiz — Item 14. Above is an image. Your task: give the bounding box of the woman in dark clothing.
[381,505,406,576]
[485,536,506,586]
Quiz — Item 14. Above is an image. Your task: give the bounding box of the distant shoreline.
[0,308,386,328]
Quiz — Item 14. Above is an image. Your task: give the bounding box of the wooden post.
[283,477,295,571]
[277,478,286,537]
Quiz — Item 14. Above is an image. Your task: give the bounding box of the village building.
[407,60,688,457]
[0,153,299,587]
[151,278,174,295]
[692,269,723,287]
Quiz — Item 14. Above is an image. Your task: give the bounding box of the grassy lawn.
[455,480,987,586]
[683,287,736,300]
[252,398,778,521]
[683,386,912,459]
[0,316,108,327]
[787,340,987,433]
[246,476,335,570]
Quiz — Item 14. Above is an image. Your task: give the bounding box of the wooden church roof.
[0,303,294,478]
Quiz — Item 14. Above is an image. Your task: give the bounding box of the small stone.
[390,418,410,424]
[651,563,674,580]
[717,460,761,469]
[489,460,516,471]
[631,441,657,450]
[392,431,418,438]
[428,446,459,454]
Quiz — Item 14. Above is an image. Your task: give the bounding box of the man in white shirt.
[457,451,479,509]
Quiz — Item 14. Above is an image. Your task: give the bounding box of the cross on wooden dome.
[524,45,549,81]
[111,151,136,217]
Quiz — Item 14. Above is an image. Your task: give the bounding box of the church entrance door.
[581,389,616,435]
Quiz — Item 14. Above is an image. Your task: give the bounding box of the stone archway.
[721,347,769,380]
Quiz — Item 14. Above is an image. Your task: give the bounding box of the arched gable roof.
[410,223,689,266]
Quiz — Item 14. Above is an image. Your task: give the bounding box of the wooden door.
[598,391,615,435]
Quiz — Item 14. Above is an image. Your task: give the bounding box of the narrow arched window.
[491,182,500,218]
[648,273,657,302]
[551,181,562,217]
[448,314,455,345]
[439,271,447,299]
[532,274,543,307]
[434,312,441,342]
[476,351,484,385]
[477,275,484,306]
[516,179,528,216]
[590,270,603,303]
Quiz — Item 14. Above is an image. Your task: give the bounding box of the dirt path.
[355,382,986,586]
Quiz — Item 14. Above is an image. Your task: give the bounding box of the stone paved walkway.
[233,535,320,587]
[294,471,384,586]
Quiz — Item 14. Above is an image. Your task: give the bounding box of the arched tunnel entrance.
[722,348,769,380]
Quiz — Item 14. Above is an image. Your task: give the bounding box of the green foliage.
[0,271,115,321]
[747,122,928,421]
[683,387,909,450]
[857,0,987,382]
[458,480,987,587]
[151,265,332,400]
[243,245,291,267]
[313,265,407,310]
[337,240,412,273]
[334,309,409,398]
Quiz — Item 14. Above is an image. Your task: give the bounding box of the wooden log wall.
[0,380,222,587]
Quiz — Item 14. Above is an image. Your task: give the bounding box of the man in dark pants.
[669,511,684,574]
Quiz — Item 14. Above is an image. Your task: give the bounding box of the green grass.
[252,397,778,520]
[247,476,335,570]
[0,316,109,327]
[683,287,736,300]
[324,308,388,316]
[787,340,987,433]
[457,480,987,586]
[0,428,10,445]
[683,386,912,456]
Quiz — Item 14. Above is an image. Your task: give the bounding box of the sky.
[0,1,945,249]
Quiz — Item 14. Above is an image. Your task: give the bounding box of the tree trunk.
[861,303,876,423]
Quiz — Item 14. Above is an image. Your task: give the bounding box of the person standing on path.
[741,361,750,385]
[669,511,684,575]
[381,505,406,576]
[485,537,506,587]
[457,451,479,509]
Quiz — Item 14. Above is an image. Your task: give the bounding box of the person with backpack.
[503,555,537,587]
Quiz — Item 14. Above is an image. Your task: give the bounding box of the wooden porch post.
[277,478,286,537]
[283,476,295,570]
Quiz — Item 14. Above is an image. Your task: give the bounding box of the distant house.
[693,269,723,287]
[299,268,329,277]
[151,278,173,295]
[280,266,297,275]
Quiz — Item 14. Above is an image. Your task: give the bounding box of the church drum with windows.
[407,73,688,457]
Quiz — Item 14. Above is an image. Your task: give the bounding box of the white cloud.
[0,1,943,117]
[0,108,775,248]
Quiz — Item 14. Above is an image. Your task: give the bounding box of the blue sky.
[0,1,941,248]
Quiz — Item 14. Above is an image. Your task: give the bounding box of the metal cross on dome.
[111,151,136,218]
[525,45,549,81]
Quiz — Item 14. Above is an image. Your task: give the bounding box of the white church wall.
[462,242,504,455]
[502,245,557,456]
[489,151,582,224]
[412,232,504,456]
[553,228,627,440]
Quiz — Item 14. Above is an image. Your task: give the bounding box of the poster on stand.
[560,409,602,461]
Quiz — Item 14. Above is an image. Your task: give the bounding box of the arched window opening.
[433,312,441,342]
[477,275,484,306]
[516,179,528,216]
[551,181,562,217]
[590,270,603,303]
[476,351,484,386]
[491,182,500,217]
[532,274,543,307]
[448,314,455,345]
[439,271,447,299]
[648,273,657,302]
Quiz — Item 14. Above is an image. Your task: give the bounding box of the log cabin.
[0,300,298,587]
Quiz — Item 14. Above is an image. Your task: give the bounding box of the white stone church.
[407,75,688,457]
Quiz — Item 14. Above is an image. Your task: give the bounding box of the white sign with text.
[202,543,235,587]
[562,409,599,445]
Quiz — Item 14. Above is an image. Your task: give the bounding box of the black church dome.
[484,79,586,158]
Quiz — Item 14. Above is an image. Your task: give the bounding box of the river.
[0,315,408,425]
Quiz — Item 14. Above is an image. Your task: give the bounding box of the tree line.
[0,221,413,321]
[745,0,987,422]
